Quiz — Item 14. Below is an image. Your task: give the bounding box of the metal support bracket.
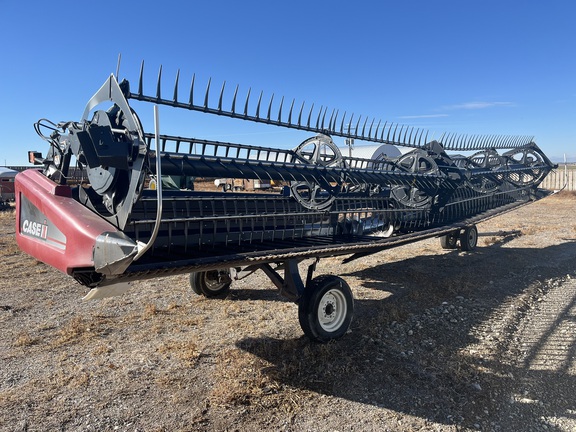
[259,259,318,302]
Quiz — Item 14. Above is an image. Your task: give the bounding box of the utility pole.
[345,138,354,157]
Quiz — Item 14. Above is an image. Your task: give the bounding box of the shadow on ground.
[236,240,576,429]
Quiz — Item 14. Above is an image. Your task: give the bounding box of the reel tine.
[361,117,369,139]
[266,93,274,121]
[489,135,498,148]
[231,84,239,114]
[307,103,314,128]
[462,134,469,150]
[448,133,456,149]
[401,125,409,144]
[476,134,484,150]
[321,107,329,130]
[441,132,448,148]
[474,135,481,150]
[287,99,295,125]
[524,135,531,146]
[518,135,526,147]
[355,115,362,137]
[255,90,263,119]
[392,124,400,143]
[464,134,472,150]
[457,134,464,149]
[315,105,324,129]
[414,128,421,147]
[460,134,467,150]
[509,135,518,148]
[339,111,347,134]
[297,101,305,126]
[348,113,354,135]
[380,121,388,141]
[454,134,462,149]
[218,81,226,111]
[386,122,394,142]
[445,133,454,148]
[478,135,488,150]
[326,108,334,131]
[474,134,482,150]
[491,135,499,148]
[407,127,414,146]
[400,125,408,144]
[494,135,503,148]
[277,96,284,123]
[438,131,447,145]
[138,60,144,96]
[374,119,381,140]
[156,65,163,100]
[329,109,338,131]
[468,134,474,150]
[243,87,251,117]
[189,73,195,107]
[173,69,180,103]
[203,77,211,110]
[477,134,486,150]
[471,134,481,150]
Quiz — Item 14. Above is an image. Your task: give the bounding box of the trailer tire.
[459,225,478,251]
[298,275,354,343]
[189,270,231,298]
[440,231,459,249]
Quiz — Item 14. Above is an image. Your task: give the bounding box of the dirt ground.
[1,192,575,432]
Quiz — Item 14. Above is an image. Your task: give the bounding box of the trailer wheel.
[459,225,478,251]
[189,270,231,297]
[298,275,354,343]
[440,231,459,249]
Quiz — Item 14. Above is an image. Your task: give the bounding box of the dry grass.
[0,207,15,223]
[210,348,277,407]
[1,195,575,430]
[555,190,576,199]
[157,338,202,364]
[13,332,38,347]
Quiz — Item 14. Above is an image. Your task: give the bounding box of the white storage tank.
[339,144,403,161]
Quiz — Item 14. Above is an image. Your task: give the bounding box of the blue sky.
[0,0,574,165]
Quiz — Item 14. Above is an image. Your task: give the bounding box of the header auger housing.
[16,65,555,342]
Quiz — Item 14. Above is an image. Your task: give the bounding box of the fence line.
[541,168,576,191]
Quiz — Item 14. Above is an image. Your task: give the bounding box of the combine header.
[16,63,555,341]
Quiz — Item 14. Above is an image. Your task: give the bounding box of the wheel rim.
[317,288,348,332]
[467,228,478,248]
[204,271,227,292]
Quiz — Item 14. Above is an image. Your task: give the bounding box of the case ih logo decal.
[22,219,48,239]
[19,195,66,250]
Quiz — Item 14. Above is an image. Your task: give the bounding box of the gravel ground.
[0,192,575,431]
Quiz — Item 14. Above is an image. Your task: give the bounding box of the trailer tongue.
[15,67,555,341]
